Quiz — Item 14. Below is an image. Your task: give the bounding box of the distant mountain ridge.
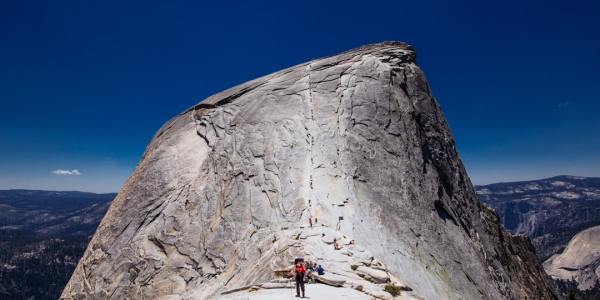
[0,189,114,300]
[0,189,115,236]
[476,175,600,259]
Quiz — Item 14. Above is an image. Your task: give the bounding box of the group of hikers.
[293,258,325,298]
[295,215,355,297]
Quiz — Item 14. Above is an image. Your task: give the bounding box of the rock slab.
[544,225,600,290]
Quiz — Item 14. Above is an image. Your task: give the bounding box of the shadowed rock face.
[61,42,557,300]
[544,225,600,291]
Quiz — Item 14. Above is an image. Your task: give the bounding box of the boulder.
[355,266,390,283]
[313,273,346,287]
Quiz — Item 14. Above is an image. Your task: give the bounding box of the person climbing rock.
[294,260,306,297]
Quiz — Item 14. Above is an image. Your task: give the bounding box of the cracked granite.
[61,42,557,300]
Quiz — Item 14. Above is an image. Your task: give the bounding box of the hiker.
[305,266,313,283]
[294,259,306,297]
[308,216,313,228]
[308,261,318,283]
[317,264,325,275]
[306,259,314,271]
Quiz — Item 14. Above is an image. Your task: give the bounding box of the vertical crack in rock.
[306,63,316,219]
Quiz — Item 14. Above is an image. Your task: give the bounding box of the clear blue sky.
[1,0,599,192]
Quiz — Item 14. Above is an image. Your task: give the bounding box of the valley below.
[0,190,114,300]
[477,175,600,298]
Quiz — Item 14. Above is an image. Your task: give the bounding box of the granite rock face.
[544,225,600,290]
[61,42,557,299]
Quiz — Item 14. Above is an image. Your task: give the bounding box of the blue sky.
[1,0,599,192]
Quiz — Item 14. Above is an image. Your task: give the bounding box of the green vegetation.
[384,284,401,297]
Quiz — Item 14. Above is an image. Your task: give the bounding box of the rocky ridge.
[62,42,557,299]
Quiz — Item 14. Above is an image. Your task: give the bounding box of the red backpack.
[295,263,305,273]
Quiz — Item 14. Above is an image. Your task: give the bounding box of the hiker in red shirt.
[294,260,306,298]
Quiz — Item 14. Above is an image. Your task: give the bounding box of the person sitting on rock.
[317,264,325,276]
[333,238,341,250]
[294,260,306,297]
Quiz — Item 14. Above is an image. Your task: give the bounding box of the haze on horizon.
[1,0,599,193]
